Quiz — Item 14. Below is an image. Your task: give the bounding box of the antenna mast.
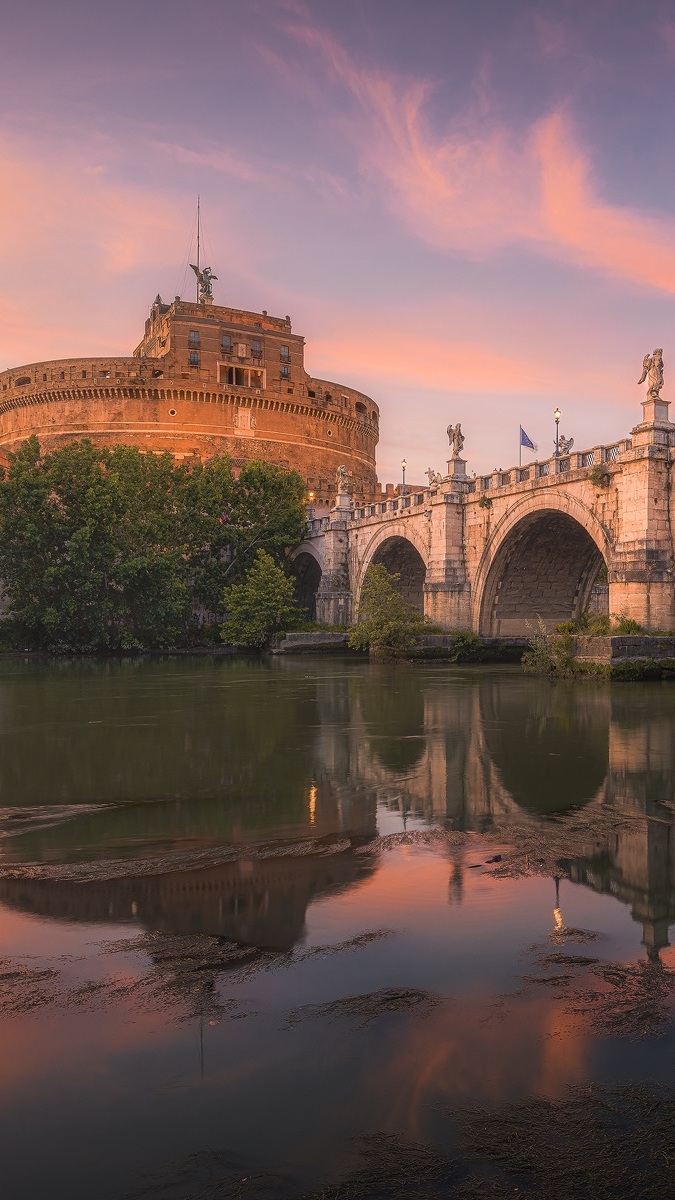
[196,195,200,302]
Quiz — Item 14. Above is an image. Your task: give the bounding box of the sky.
[2,0,675,481]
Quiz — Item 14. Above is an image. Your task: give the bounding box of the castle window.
[81,370,87,379]
[221,334,232,352]
[280,345,290,362]
[189,351,200,366]
[60,372,65,380]
[42,374,47,382]
[281,365,290,380]
[252,338,262,357]
[307,389,316,399]
[189,330,200,347]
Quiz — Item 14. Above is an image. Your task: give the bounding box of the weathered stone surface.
[573,636,675,663]
[272,632,351,654]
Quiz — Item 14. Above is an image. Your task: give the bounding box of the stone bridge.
[293,390,675,633]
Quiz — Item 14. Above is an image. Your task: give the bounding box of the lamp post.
[554,408,561,458]
[401,458,408,495]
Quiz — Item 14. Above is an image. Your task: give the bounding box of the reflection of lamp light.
[308,782,317,825]
[553,876,563,932]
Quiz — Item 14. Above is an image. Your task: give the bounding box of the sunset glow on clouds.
[2,0,675,477]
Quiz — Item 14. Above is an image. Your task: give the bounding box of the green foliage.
[557,611,644,637]
[220,549,302,648]
[557,612,611,636]
[589,465,611,488]
[348,563,427,653]
[613,616,644,635]
[609,659,663,681]
[522,618,576,676]
[478,493,492,509]
[0,438,307,651]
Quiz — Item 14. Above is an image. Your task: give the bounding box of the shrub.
[348,563,426,653]
[522,618,575,676]
[221,549,302,648]
[589,465,610,488]
[612,616,644,635]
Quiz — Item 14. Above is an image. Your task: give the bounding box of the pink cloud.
[534,112,675,291]
[310,329,539,395]
[0,135,184,279]
[281,19,675,293]
[151,139,263,184]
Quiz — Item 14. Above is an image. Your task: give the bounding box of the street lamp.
[554,408,561,458]
[401,458,408,494]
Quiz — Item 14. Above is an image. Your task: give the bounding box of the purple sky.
[2,0,675,481]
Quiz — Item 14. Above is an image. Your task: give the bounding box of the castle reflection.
[0,659,674,955]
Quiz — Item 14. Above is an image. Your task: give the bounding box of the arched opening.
[293,552,322,620]
[361,675,426,774]
[367,536,426,613]
[480,511,606,636]
[480,679,608,813]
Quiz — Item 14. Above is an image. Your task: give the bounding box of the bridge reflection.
[0,661,674,956]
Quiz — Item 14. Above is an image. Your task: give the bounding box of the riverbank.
[272,631,525,662]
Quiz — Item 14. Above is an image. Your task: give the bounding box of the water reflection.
[0,659,674,954]
[0,848,377,951]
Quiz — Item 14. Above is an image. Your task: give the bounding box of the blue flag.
[520,426,537,452]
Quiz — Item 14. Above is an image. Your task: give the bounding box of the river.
[1,656,675,1198]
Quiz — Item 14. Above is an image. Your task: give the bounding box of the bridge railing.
[312,438,633,532]
[476,438,632,494]
[307,515,330,534]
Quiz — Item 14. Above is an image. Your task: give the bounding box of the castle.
[0,293,380,507]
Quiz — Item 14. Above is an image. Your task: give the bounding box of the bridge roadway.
[293,392,675,634]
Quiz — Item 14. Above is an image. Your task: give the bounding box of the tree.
[221,549,302,648]
[176,457,307,616]
[348,563,427,653]
[0,440,308,650]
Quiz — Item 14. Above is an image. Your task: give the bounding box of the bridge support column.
[609,418,675,631]
[423,492,472,630]
[315,497,353,627]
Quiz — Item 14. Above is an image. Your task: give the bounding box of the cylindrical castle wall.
[0,358,379,505]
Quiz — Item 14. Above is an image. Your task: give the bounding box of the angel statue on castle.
[190,263,218,301]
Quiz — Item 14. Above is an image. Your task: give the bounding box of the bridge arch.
[355,524,429,615]
[290,543,323,620]
[474,493,612,637]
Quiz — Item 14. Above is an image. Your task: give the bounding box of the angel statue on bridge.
[190,263,218,301]
[638,348,664,400]
[336,464,350,494]
[447,423,465,457]
[425,468,443,486]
